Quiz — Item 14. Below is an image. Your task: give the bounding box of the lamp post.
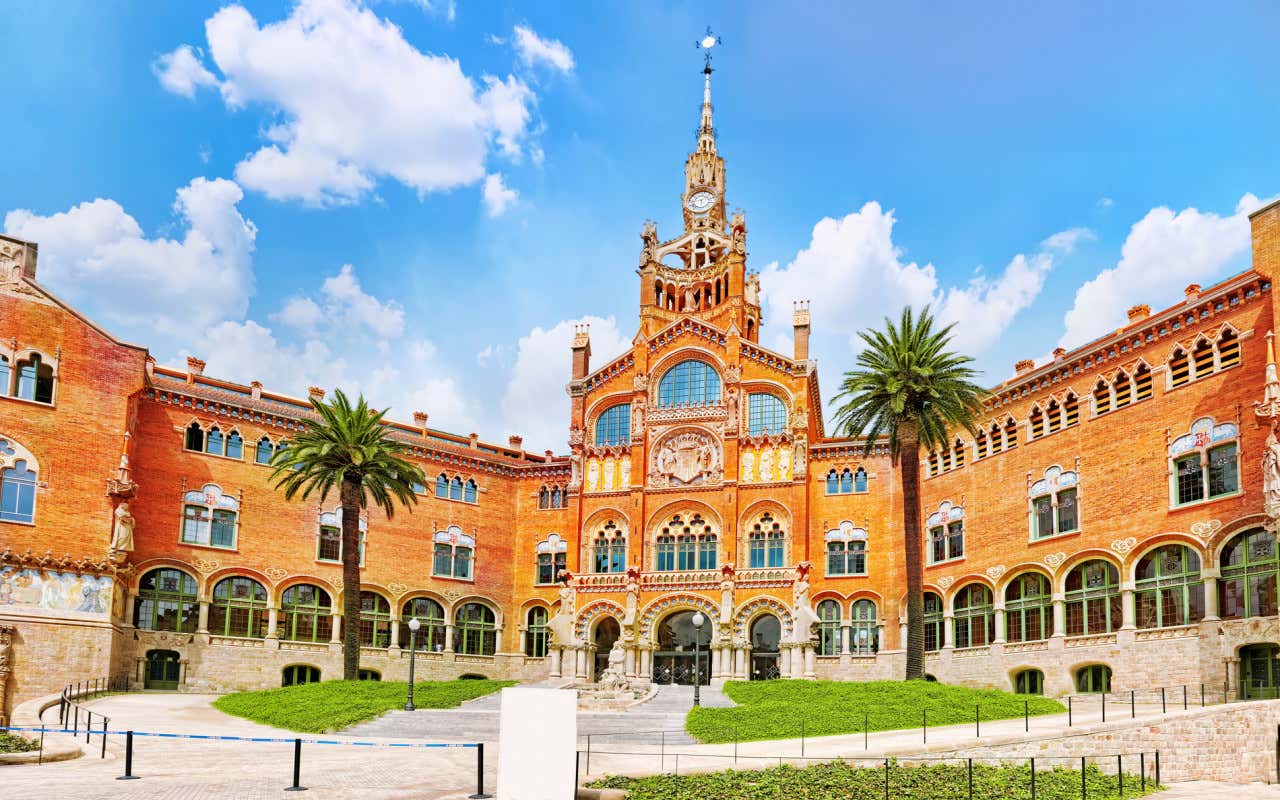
[405,617,420,711]
[692,611,705,707]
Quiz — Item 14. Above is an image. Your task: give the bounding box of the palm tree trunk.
[898,424,926,680]
[340,476,362,681]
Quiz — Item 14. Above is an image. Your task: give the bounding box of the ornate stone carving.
[106,453,138,499]
[388,582,408,596]
[1111,537,1138,556]
[792,437,807,478]
[633,372,649,392]
[790,565,820,643]
[1044,552,1067,569]
[549,581,579,645]
[109,502,135,559]
[986,565,1006,581]
[937,576,955,590]
[264,567,287,581]
[1190,519,1223,542]
[649,429,722,488]
[639,221,658,266]
[193,558,220,575]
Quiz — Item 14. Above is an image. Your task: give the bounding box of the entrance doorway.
[144,649,180,690]
[652,610,710,686]
[1241,643,1280,699]
[749,615,782,680]
[593,617,620,681]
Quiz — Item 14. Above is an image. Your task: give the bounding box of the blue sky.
[3,1,1278,450]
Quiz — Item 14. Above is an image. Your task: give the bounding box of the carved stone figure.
[759,448,775,483]
[725,388,739,432]
[639,221,658,266]
[623,570,640,627]
[569,452,583,490]
[793,438,807,477]
[586,460,601,493]
[632,402,645,433]
[619,457,631,489]
[633,372,649,392]
[603,457,616,491]
[740,449,755,483]
[745,275,760,306]
[790,571,821,644]
[732,221,746,255]
[777,446,791,481]
[547,582,578,646]
[110,502,135,555]
[684,285,696,308]
[725,364,741,384]
[597,646,631,692]
[719,576,735,624]
[1264,430,1280,523]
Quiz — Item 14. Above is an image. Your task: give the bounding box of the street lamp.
[405,617,421,711]
[691,611,705,707]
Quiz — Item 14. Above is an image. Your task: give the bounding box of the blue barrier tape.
[0,726,476,748]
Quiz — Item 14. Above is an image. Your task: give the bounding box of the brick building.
[3,68,1280,716]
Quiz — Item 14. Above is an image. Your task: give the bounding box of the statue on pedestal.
[109,502,135,560]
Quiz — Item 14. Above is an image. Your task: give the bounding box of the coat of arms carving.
[650,430,722,488]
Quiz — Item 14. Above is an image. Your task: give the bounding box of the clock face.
[686,191,716,213]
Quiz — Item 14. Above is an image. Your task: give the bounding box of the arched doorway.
[652,610,711,685]
[749,614,781,680]
[593,617,621,681]
[145,649,181,690]
[1241,643,1280,699]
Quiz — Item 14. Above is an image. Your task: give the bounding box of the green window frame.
[1014,669,1044,695]
[209,576,268,639]
[1065,560,1121,636]
[1135,544,1204,628]
[134,568,199,632]
[279,584,332,643]
[525,606,549,657]
[1075,664,1112,694]
[817,599,841,656]
[282,665,320,687]
[1220,529,1279,619]
[1004,572,1052,643]
[536,551,567,585]
[923,592,943,652]
[359,592,393,648]
[952,584,994,648]
[400,597,447,652]
[454,602,497,656]
[850,599,878,655]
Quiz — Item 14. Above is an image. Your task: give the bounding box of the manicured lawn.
[213,679,514,733]
[592,760,1158,800]
[686,680,1065,743]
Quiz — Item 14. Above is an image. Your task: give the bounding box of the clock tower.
[637,52,762,341]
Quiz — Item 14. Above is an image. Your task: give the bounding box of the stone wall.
[1,613,118,706]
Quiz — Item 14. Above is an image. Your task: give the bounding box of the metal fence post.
[883,758,889,800]
[967,757,973,800]
[1101,692,1106,723]
[1140,752,1146,791]
[1160,687,1166,714]
[1183,684,1187,711]
[101,718,108,758]
[37,725,44,766]
[864,712,869,750]
[116,731,139,780]
[1201,683,1205,707]
[1130,689,1135,719]
[660,731,665,772]
[1030,756,1036,800]
[734,727,739,764]
[85,711,92,743]
[1117,754,1123,798]
[574,751,580,800]
[923,709,927,744]
[1081,756,1087,800]
[1024,700,1029,732]
[585,735,591,777]
[1068,695,1072,727]
[285,737,306,792]
[73,705,79,734]
[1155,751,1160,786]
[801,718,805,758]
[975,704,980,739]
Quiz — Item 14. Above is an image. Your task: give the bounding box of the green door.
[144,649,180,690]
[1241,644,1280,700]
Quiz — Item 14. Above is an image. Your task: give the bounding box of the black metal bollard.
[1024,699,1029,732]
[116,730,139,780]
[975,704,980,738]
[1161,687,1166,714]
[1081,756,1087,800]
[1155,750,1161,786]
[468,742,493,799]
[883,758,890,800]
[285,738,306,792]
[922,709,927,744]
[1117,754,1123,798]
[1101,692,1106,723]
[101,719,108,758]
[1140,752,1146,791]
[1201,683,1205,707]
[1030,756,1036,800]
[574,751,580,798]
[1068,695,1072,727]
[1130,689,1135,719]
[73,705,79,734]
[967,757,973,800]
[585,735,591,776]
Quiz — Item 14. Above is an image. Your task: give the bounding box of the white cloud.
[482,173,518,217]
[512,24,574,73]
[320,264,405,338]
[1097,197,1115,210]
[1058,193,1269,349]
[275,296,324,332]
[408,0,456,22]
[152,45,219,98]
[760,202,1070,357]
[180,0,541,205]
[3,178,256,343]
[502,316,630,451]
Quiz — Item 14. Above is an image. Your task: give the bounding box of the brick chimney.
[792,300,811,361]
[1052,347,1067,362]
[413,411,429,435]
[185,356,205,383]
[1250,198,1280,304]
[1184,284,1202,302]
[508,435,523,451]
[308,386,325,401]
[469,432,479,449]
[571,324,592,380]
[1127,304,1151,323]
[250,380,262,400]
[1015,359,1036,376]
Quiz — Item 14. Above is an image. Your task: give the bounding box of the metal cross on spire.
[696,26,721,73]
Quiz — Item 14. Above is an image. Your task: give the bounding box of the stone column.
[1202,575,1220,620]
[736,647,749,679]
[841,624,852,655]
[444,624,454,653]
[898,621,907,651]
[389,615,401,649]
[197,601,210,634]
[549,647,563,677]
[1051,595,1065,637]
[266,606,279,639]
[576,648,588,679]
[639,648,652,679]
[993,603,1006,644]
[942,614,955,649]
[123,592,136,628]
[1120,587,1136,631]
[803,646,816,678]
[624,645,636,677]
[330,614,342,644]
[875,623,885,654]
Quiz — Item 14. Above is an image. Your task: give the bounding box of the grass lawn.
[0,732,39,753]
[212,679,514,733]
[592,760,1158,800]
[686,681,1065,743]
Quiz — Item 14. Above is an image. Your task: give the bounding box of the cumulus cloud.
[482,173,518,217]
[152,45,219,98]
[760,202,1074,357]
[3,178,256,343]
[173,0,541,205]
[502,316,630,451]
[1058,193,1269,349]
[320,264,405,338]
[512,24,574,73]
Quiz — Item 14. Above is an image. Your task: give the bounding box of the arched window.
[1112,370,1132,408]
[1075,664,1112,694]
[1029,407,1044,439]
[841,468,853,493]
[854,468,868,492]
[185,422,205,452]
[747,393,787,436]
[1135,545,1204,628]
[14,353,54,403]
[525,606,549,657]
[1168,347,1190,388]
[989,422,1004,454]
[1133,364,1153,402]
[595,404,632,446]
[316,509,366,565]
[538,486,549,509]
[1030,467,1079,539]
[975,428,988,459]
[181,483,239,549]
[358,669,380,681]
[591,521,627,573]
[1220,529,1279,619]
[656,533,676,571]
[1005,572,1051,643]
[1046,400,1061,433]
[923,592,943,652]
[401,597,447,652]
[206,426,225,456]
[1003,417,1018,448]
[850,599,878,655]
[1014,668,1044,695]
[1093,379,1111,415]
[1217,329,1240,370]
[432,527,475,580]
[358,591,392,648]
[657,360,722,408]
[282,665,320,687]
[1065,560,1121,636]
[280,584,332,643]
[0,355,8,395]
[134,568,198,632]
[209,576,268,639]
[1063,393,1080,427]
[1192,338,1215,378]
[536,534,568,584]
[657,513,716,571]
[747,513,785,568]
[926,503,964,564]
[454,602,497,656]
[0,458,37,524]
[550,486,564,508]
[254,436,274,465]
[450,476,463,501]
[1169,417,1239,506]
[825,522,867,576]
[224,430,243,460]
[953,584,994,648]
[826,469,838,494]
[435,473,449,498]
[817,600,841,656]
[464,479,478,504]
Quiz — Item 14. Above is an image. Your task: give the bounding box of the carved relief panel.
[649,428,723,488]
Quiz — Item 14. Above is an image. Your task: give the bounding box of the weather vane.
[696,26,721,71]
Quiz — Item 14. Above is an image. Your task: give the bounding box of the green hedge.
[0,732,40,753]
[686,680,1064,743]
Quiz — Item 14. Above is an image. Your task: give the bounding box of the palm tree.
[270,389,426,680]
[830,307,984,680]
